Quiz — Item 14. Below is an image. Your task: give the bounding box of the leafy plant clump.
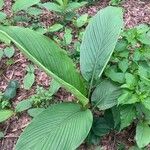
[104,24,150,148]
[0,6,130,149]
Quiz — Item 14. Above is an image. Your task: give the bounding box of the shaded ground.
[0,0,150,150]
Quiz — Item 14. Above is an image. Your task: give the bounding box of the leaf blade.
[91,80,121,110]
[120,105,136,130]
[135,122,150,148]
[80,6,123,82]
[16,103,93,150]
[0,26,88,106]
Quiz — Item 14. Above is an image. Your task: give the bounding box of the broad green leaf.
[136,104,150,124]
[133,49,141,61]
[118,91,139,105]
[26,64,34,72]
[135,122,150,148]
[80,6,123,82]
[0,26,88,106]
[136,24,149,34]
[41,2,62,13]
[140,76,150,87]
[118,92,130,105]
[138,34,150,45]
[104,109,115,129]
[0,0,4,10]
[124,73,137,89]
[115,39,128,52]
[118,50,129,58]
[91,80,121,110]
[3,80,19,100]
[0,12,6,21]
[92,117,111,136]
[47,24,63,32]
[120,105,136,130]
[12,0,40,12]
[111,106,121,129]
[75,14,88,28]
[105,69,125,83]
[0,109,14,122]
[118,59,128,72]
[16,103,93,150]
[16,99,32,112]
[4,47,15,58]
[86,131,100,145]
[122,28,137,45]
[138,65,148,78]
[35,27,47,34]
[27,108,45,117]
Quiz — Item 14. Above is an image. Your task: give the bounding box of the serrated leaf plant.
[104,24,150,148]
[0,6,123,150]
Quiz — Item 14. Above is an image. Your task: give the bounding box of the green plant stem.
[88,77,93,99]
[88,59,99,99]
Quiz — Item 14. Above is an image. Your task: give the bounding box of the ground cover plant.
[104,24,150,148]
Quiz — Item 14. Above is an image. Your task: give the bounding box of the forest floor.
[0,0,150,150]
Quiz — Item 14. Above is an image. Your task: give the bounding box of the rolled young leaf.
[16,103,93,150]
[0,26,88,106]
[80,6,123,82]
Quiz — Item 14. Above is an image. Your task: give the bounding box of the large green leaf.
[92,117,111,137]
[91,80,121,110]
[0,26,88,106]
[120,105,136,130]
[12,0,40,12]
[135,122,150,148]
[0,109,14,122]
[16,103,93,150]
[80,6,123,82]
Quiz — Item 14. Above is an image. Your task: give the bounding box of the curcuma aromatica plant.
[0,6,123,150]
